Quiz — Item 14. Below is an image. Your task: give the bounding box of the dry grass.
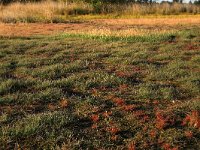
[0,1,92,23]
[0,2,61,22]
[81,2,200,15]
[121,3,200,15]
[1,17,200,37]
[68,28,176,37]
[0,2,200,23]
[97,17,200,26]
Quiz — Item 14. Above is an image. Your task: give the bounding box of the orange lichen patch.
[182,115,191,126]
[162,143,171,150]
[185,131,193,138]
[143,142,149,148]
[48,103,57,111]
[122,104,137,111]
[113,97,125,106]
[106,126,120,134]
[171,147,179,150]
[91,114,99,122]
[133,110,146,118]
[91,88,99,97]
[91,123,98,129]
[115,71,133,78]
[182,111,200,129]
[143,126,148,132]
[118,84,128,91]
[162,143,179,150]
[115,71,127,77]
[155,112,167,129]
[105,94,115,100]
[153,100,159,105]
[132,66,142,72]
[111,135,118,141]
[128,141,136,150]
[155,111,178,130]
[149,130,157,138]
[142,115,150,122]
[185,44,199,51]
[59,98,68,108]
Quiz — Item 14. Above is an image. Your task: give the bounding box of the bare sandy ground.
[0,18,200,37]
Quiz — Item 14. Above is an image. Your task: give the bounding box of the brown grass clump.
[59,98,68,108]
[125,3,200,16]
[155,112,167,129]
[182,111,200,129]
[128,141,136,150]
[0,2,200,23]
[0,1,92,23]
[91,114,99,122]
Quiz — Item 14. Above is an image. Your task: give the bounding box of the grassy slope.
[0,27,200,149]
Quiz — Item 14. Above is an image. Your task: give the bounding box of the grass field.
[0,18,200,149]
[0,2,200,23]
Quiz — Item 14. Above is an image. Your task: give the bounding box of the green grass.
[0,27,200,149]
[60,32,178,43]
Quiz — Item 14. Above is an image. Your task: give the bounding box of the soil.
[0,18,200,37]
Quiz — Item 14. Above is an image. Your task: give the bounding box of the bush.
[1,0,43,4]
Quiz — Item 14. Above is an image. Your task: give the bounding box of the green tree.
[194,0,200,4]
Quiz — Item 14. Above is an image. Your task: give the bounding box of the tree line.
[1,0,200,4]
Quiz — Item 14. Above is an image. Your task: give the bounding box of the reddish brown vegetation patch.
[155,112,176,129]
[182,111,200,129]
[0,22,93,36]
[1,18,200,37]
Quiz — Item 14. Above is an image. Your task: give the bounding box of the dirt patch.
[0,18,200,37]
[0,22,94,36]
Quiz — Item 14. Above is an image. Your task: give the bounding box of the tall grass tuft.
[0,1,92,23]
[99,3,200,15]
[0,2,199,23]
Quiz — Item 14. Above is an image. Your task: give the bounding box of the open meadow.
[0,2,200,149]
